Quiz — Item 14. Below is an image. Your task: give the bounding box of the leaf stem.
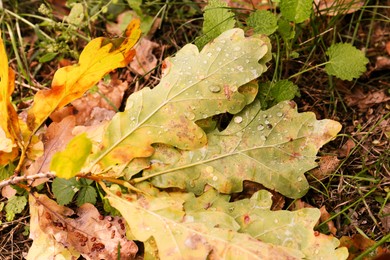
[288,62,329,79]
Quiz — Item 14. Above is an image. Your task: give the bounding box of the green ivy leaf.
[325,43,369,80]
[50,133,92,179]
[247,10,278,36]
[5,195,27,221]
[280,0,313,23]
[195,0,236,49]
[52,177,79,205]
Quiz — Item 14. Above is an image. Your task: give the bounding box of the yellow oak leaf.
[27,19,141,133]
[0,30,21,165]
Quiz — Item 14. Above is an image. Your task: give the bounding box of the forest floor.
[0,0,389,259]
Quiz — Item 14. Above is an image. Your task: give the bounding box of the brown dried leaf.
[340,234,388,259]
[344,88,390,111]
[319,206,337,235]
[380,203,390,233]
[129,38,159,78]
[29,193,138,260]
[309,155,340,180]
[314,0,364,16]
[26,116,76,186]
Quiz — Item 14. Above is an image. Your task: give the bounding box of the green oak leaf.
[86,29,271,173]
[325,43,369,80]
[142,100,341,198]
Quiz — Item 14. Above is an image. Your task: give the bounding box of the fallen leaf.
[320,206,338,235]
[344,88,390,111]
[27,193,138,260]
[0,30,21,164]
[309,155,340,181]
[129,38,159,78]
[314,0,364,16]
[26,116,76,186]
[374,56,390,71]
[143,100,342,199]
[380,203,390,233]
[340,234,388,259]
[105,187,304,259]
[27,19,141,134]
[86,28,271,172]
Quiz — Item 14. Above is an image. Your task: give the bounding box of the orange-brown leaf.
[27,19,141,133]
[0,31,21,164]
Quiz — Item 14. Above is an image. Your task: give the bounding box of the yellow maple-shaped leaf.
[0,30,21,165]
[27,19,141,133]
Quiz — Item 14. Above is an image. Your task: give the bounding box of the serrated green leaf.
[247,10,278,36]
[184,189,348,259]
[105,187,304,259]
[5,195,27,221]
[278,17,295,40]
[325,43,369,80]
[52,177,79,205]
[50,133,92,179]
[280,0,313,23]
[258,80,300,109]
[76,185,97,206]
[86,29,271,173]
[195,0,236,49]
[143,100,341,198]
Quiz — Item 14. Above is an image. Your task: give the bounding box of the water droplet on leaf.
[209,85,221,93]
[234,116,243,124]
[257,124,264,131]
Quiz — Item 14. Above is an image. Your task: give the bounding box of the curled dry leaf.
[27,19,141,134]
[27,193,138,260]
[309,155,340,181]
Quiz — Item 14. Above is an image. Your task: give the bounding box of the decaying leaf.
[27,193,138,260]
[105,186,304,259]
[143,100,341,198]
[86,28,271,172]
[26,19,141,134]
[0,30,21,164]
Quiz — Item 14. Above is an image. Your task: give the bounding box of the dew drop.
[212,176,218,181]
[207,52,212,57]
[236,66,244,72]
[216,47,222,51]
[130,116,136,121]
[202,114,208,119]
[297,177,303,182]
[245,59,250,63]
[234,46,241,51]
[234,116,243,124]
[189,180,195,187]
[276,112,283,117]
[274,219,279,223]
[209,85,221,93]
[257,124,264,131]
[260,135,267,141]
[265,119,270,124]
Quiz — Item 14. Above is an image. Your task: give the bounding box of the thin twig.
[0,172,55,189]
